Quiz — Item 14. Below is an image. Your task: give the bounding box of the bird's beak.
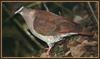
[15,6,24,14]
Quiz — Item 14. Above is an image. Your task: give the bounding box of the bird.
[15,6,93,55]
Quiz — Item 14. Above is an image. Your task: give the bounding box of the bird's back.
[33,10,82,36]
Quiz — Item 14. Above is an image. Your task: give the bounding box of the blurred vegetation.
[2,2,98,57]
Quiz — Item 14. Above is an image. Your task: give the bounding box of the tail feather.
[78,32,94,36]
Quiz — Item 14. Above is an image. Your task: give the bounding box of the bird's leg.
[46,46,52,55]
[45,42,54,56]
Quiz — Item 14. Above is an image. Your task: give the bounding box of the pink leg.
[45,47,52,55]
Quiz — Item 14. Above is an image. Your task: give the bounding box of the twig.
[43,2,49,12]
[26,2,42,8]
[3,4,44,49]
[64,50,71,56]
[87,2,98,25]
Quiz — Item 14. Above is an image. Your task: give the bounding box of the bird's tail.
[60,32,94,38]
[78,32,94,37]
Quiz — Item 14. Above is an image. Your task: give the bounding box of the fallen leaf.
[70,44,86,57]
[40,52,51,58]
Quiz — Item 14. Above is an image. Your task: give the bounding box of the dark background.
[1,2,98,57]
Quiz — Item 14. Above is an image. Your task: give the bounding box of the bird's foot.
[44,48,50,56]
[44,47,52,56]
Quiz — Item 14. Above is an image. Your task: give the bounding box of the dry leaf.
[70,44,86,57]
[40,52,51,58]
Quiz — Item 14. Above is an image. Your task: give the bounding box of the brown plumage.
[34,10,81,36]
[15,6,93,55]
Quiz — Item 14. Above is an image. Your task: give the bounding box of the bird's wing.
[33,10,57,36]
[33,10,81,36]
